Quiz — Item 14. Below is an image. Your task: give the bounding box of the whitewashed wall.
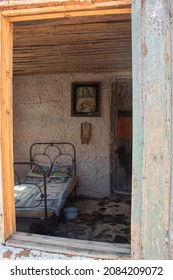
[13,72,131,198]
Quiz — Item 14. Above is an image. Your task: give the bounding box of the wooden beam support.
[131,0,172,259]
[0,13,4,244]
[0,1,131,23]
[4,8,131,23]
[0,13,15,243]
[0,1,131,11]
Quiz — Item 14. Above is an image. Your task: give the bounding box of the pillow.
[28,164,50,177]
[50,164,72,177]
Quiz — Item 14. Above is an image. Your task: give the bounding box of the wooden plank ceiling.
[13,7,131,75]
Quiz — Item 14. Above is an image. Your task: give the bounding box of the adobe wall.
[13,72,131,198]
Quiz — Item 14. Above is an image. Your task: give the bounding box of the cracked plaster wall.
[13,72,131,198]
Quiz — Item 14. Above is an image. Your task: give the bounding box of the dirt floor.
[16,195,131,244]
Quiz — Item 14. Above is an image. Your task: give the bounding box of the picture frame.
[81,122,91,144]
[71,82,101,117]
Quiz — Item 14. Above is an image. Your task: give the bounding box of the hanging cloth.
[117,116,132,140]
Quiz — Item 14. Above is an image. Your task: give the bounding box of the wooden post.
[0,13,15,243]
[131,0,172,259]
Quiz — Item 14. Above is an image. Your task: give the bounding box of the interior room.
[13,9,132,245]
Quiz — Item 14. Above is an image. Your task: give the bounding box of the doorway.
[110,78,132,196]
[0,1,132,258]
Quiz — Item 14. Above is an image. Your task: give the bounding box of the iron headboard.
[29,142,76,175]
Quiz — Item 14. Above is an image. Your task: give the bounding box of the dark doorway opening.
[111,79,132,196]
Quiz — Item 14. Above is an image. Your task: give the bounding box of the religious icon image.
[71,82,101,117]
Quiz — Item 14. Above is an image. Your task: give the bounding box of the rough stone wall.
[13,72,131,198]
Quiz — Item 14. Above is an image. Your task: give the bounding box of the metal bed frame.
[14,142,77,228]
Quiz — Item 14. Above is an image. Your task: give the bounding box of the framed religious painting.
[71,82,101,117]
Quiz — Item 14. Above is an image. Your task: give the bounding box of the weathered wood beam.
[6,231,131,259]
[131,0,172,259]
[5,8,131,23]
[0,14,15,243]
[0,0,131,10]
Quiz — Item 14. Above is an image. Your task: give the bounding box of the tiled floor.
[17,196,131,244]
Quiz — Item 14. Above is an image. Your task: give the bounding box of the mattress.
[14,175,76,219]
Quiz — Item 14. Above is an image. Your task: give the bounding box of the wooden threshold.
[6,231,131,260]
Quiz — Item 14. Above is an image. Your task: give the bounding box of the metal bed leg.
[75,186,77,198]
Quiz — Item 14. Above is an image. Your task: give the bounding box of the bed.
[14,142,78,225]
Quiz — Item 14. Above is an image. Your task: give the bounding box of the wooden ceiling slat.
[14,22,131,39]
[14,37,131,48]
[13,6,132,74]
[13,53,132,62]
[14,30,131,41]
[14,17,131,30]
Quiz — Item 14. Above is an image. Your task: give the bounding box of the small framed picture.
[81,122,91,144]
[71,82,101,117]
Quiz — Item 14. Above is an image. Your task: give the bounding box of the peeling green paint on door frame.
[132,0,172,259]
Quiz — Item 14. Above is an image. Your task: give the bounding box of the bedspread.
[14,175,76,219]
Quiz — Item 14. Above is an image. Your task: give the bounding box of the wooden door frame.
[131,0,172,259]
[0,13,14,242]
[0,2,132,258]
[0,0,172,259]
